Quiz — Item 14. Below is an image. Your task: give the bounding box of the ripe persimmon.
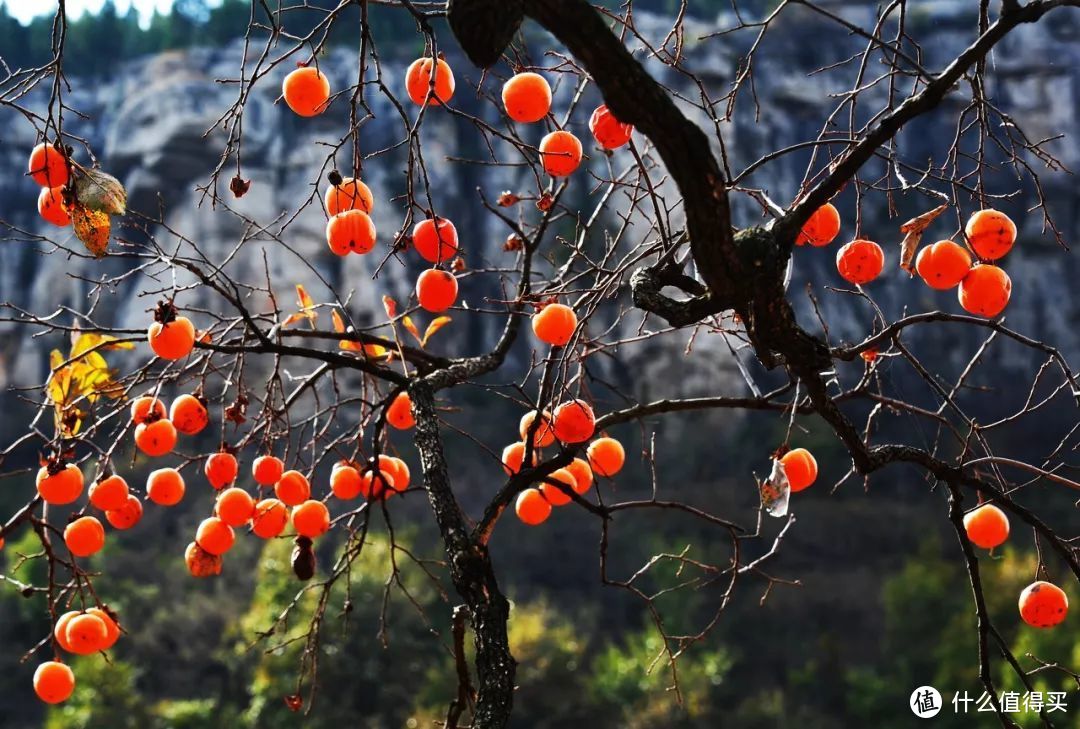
[89,475,129,511]
[965,209,1016,261]
[379,455,410,492]
[796,203,841,247]
[405,57,455,106]
[551,400,595,444]
[325,177,374,216]
[53,611,79,652]
[958,264,1011,318]
[148,316,196,360]
[85,608,119,650]
[33,661,75,704]
[386,391,415,430]
[330,464,364,500]
[252,455,284,486]
[588,104,633,149]
[502,72,552,123]
[360,467,396,500]
[412,217,459,263]
[1019,581,1068,628]
[38,186,71,227]
[65,612,108,654]
[326,210,376,256]
[146,467,185,506]
[185,540,222,577]
[835,239,884,285]
[216,487,255,527]
[539,131,583,177]
[416,269,458,313]
[63,516,105,558]
[963,504,1009,549]
[532,303,577,346]
[780,448,817,492]
[205,452,238,490]
[566,457,593,495]
[195,516,235,555]
[252,498,289,538]
[282,66,331,117]
[130,395,166,424]
[36,464,84,505]
[134,419,177,457]
[28,142,68,188]
[169,394,208,435]
[515,488,551,525]
[519,410,555,448]
[915,240,971,290]
[539,468,576,506]
[275,470,311,506]
[501,442,534,476]
[587,437,625,477]
[105,495,143,530]
[292,500,331,538]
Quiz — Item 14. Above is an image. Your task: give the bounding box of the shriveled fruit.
[184,540,222,577]
[324,177,373,216]
[1019,581,1068,628]
[282,66,331,117]
[252,498,289,538]
[516,488,551,525]
[501,72,552,123]
[36,464,84,505]
[89,474,129,511]
[835,239,884,285]
[28,142,69,188]
[588,104,633,149]
[538,468,577,506]
[252,455,284,486]
[412,217,459,263]
[915,240,972,290]
[292,500,331,538]
[130,395,166,424]
[64,516,106,558]
[958,264,1011,318]
[33,661,75,704]
[85,608,120,650]
[195,517,235,555]
[169,394,208,435]
[780,448,817,492]
[539,131,583,177]
[105,495,143,530]
[53,611,80,653]
[566,457,593,495]
[330,464,363,500]
[148,316,196,360]
[275,470,311,506]
[963,504,1009,549]
[519,410,555,448]
[796,203,841,247]
[551,400,595,444]
[204,452,239,489]
[38,186,71,227]
[405,57,455,106]
[965,209,1016,261]
[532,303,577,346]
[65,612,108,655]
[326,210,376,256]
[587,437,625,477]
[216,487,255,527]
[416,269,458,313]
[146,467,185,506]
[134,419,177,457]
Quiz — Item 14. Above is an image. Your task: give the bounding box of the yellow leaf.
[72,205,110,257]
[331,310,347,333]
[421,316,451,347]
[382,295,398,320]
[402,316,421,345]
[71,332,133,356]
[293,284,317,329]
[282,312,307,328]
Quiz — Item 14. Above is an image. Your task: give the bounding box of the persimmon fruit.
[66,612,108,654]
[836,239,884,285]
[1019,581,1068,628]
[406,57,455,106]
[148,316,196,360]
[85,608,119,650]
[326,210,376,256]
[105,495,143,530]
[539,468,576,506]
[38,186,71,227]
[282,66,331,117]
[252,498,289,538]
[416,269,458,313]
[330,464,364,500]
[386,391,415,430]
[216,487,255,527]
[185,541,222,577]
[532,303,577,346]
[915,240,972,290]
[204,451,239,489]
[169,394,208,435]
[566,457,593,495]
[28,142,69,188]
[502,72,552,123]
[588,104,633,149]
[135,418,177,457]
[516,488,551,525]
[33,661,75,704]
[958,264,1011,318]
[780,448,818,492]
[63,516,106,558]
[325,177,374,216]
[36,464,84,505]
[963,504,1009,549]
[519,410,555,448]
[146,467,185,506]
[539,131,583,177]
[412,217,459,263]
[796,203,841,247]
[587,437,625,477]
[130,395,166,424]
[292,500,331,538]
[275,470,311,506]
[196,517,235,555]
[89,475,129,511]
[551,400,595,444]
[965,209,1016,261]
[252,455,284,486]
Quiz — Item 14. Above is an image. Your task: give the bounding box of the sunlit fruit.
[587,437,625,477]
[85,607,119,650]
[65,612,108,655]
[38,186,71,227]
[796,203,841,247]
[965,209,1016,261]
[63,516,106,558]
[146,467,185,506]
[105,495,143,530]
[275,470,311,506]
[1019,581,1068,628]
[958,264,1011,317]
[416,269,458,313]
[53,611,79,652]
[282,66,331,117]
[196,516,235,555]
[532,303,577,346]
[519,410,555,447]
[551,400,595,443]
[780,448,817,492]
[292,500,331,538]
[539,131,583,177]
[326,210,376,256]
[538,468,577,506]
[28,142,69,188]
[412,217,459,263]
[36,464,84,505]
[148,316,196,360]
[835,239,884,285]
[89,474,129,511]
[386,391,415,429]
[130,395,166,424]
[501,442,534,476]
[360,467,396,500]
[324,177,374,216]
[515,488,551,525]
[134,419,177,457]
[588,104,633,149]
[915,240,972,290]
[169,394,208,435]
[502,72,551,123]
[33,661,75,704]
[204,451,239,489]
[379,455,411,492]
[185,540,222,577]
[216,487,255,527]
[566,457,593,495]
[405,57,455,106]
[252,455,284,486]
[252,498,290,538]
[963,504,1010,549]
[330,464,364,500]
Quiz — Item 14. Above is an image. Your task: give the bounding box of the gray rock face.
[0,4,1077,405]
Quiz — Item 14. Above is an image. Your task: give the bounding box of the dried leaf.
[72,205,110,257]
[73,168,126,215]
[421,316,451,347]
[402,316,421,345]
[899,204,948,272]
[760,458,791,518]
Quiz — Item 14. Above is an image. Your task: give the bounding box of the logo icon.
[910,686,943,718]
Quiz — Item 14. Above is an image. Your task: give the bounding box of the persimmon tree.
[3,0,1080,726]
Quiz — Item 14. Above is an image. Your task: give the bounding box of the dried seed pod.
[292,536,316,581]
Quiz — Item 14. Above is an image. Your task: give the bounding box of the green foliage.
[44,656,153,729]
